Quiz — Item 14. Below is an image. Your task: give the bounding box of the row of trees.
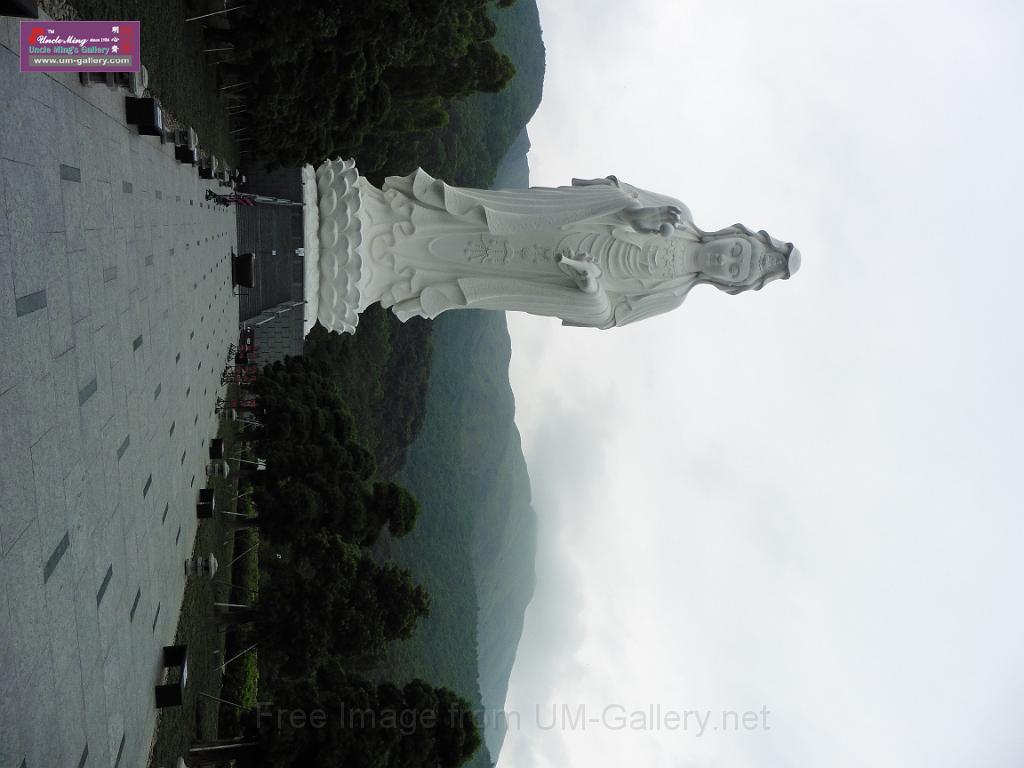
[222,355,480,766]
[251,665,481,768]
[248,354,419,546]
[302,306,434,478]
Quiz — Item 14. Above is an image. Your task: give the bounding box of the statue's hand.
[557,252,602,295]
[625,205,684,237]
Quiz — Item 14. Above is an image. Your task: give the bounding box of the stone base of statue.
[302,156,494,335]
[301,158,365,335]
[301,158,799,336]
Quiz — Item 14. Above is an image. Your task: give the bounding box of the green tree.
[257,533,430,677]
[372,481,421,538]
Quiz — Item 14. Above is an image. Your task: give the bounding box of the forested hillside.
[303,309,434,478]
[378,311,537,768]
[229,0,545,183]
[394,0,545,187]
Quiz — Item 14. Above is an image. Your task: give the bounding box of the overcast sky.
[499,1,1024,766]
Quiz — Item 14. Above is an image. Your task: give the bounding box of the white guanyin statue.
[301,159,801,334]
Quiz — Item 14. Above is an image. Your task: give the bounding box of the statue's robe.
[358,168,703,329]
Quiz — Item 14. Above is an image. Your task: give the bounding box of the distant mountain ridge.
[493,127,532,189]
[470,380,537,759]
[384,309,538,768]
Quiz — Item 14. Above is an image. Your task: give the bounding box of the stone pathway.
[0,16,239,768]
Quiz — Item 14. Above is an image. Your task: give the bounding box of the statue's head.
[695,224,801,295]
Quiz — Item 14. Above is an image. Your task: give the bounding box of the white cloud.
[500,0,1024,766]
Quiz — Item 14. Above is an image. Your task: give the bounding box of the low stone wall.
[245,300,306,366]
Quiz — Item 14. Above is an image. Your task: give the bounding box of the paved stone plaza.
[0,16,240,768]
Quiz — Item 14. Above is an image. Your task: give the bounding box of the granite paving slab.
[0,31,240,768]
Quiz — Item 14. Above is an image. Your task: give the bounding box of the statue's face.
[697,237,754,283]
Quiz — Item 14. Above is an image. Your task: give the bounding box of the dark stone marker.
[77,743,89,768]
[232,252,256,288]
[180,450,186,465]
[124,96,163,136]
[122,181,133,194]
[153,603,161,632]
[196,488,214,518]
[43,532,70,583]
[142,474,152,498]
[129,588,141,622]
[60,164,82,183]
[162,503,169,524]
[116,435,130,460]
[114,733,125,768]
[175,145,198,165]
[2,0,40,18]
[169,421,175,437]
[175,525,181,545]
[15,290,47,316]
[78,377,98,405]
[96,564,113,606]
[133,335,143,351]
[154,383,161,400]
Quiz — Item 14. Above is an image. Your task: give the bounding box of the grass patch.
[237,649,259,710]
[218,517,261,735]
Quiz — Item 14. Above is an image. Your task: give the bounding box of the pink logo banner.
[20,20,140,73]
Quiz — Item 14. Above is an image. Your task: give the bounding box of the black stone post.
[196,488,216,519]
[124,97,164,136]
